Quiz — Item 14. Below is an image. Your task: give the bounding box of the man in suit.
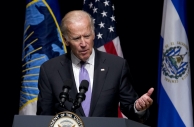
[36,10,154,123]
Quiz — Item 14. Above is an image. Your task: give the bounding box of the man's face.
[65,18,95,61]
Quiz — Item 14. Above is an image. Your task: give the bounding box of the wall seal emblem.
[162,42,189,80]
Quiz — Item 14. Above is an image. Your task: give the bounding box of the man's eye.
[73,37,80,40]
[84,35,90,38]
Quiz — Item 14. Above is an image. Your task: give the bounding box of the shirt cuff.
[134,101,146,116]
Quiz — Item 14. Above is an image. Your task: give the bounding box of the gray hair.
[60,10,95,41]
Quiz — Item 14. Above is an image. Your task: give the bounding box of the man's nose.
[80,37,86,46]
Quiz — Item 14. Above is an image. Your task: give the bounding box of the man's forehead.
[68,30,93,37]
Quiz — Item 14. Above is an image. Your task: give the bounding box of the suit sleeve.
[36,64,55,115]
[119,59,149,122]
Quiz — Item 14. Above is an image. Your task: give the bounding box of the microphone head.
[63,79,73,90]
[79,80,89,91]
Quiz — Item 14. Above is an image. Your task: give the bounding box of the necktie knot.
[80,61,85,65]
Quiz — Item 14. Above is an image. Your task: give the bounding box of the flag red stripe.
[104,41,118,56]
[118,107,123,118]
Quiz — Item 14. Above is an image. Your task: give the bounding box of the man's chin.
[80,55,90,61]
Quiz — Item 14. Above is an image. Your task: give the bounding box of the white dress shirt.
[71,48,95,93]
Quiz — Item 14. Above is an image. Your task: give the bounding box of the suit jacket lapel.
[89,50,108,116]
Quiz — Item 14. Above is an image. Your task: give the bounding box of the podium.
[12,115,150,127]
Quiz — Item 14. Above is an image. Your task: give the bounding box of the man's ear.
[62,36,69,46]
[92,32,95,40]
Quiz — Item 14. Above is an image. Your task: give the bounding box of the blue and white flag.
[157,0,193,126]
[19,0,66,115]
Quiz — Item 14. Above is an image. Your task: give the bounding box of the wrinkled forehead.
[68,25,93,38]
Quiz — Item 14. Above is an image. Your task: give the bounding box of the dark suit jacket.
[37,49,149,122]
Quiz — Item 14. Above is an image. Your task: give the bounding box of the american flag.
[83,0,124,118]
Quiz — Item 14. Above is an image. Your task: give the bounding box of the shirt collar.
[71,48,95,66]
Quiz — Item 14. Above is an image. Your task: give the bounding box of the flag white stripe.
[112,37,123,58]
[97,45,106,52]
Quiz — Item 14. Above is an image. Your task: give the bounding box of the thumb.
[146,87,154,97]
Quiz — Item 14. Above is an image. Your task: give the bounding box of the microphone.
[71,80,89,112]
[77,80,89,103]
[59,79,72,107]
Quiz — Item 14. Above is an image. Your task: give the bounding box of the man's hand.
[135,87,154,111]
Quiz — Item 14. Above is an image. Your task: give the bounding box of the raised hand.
[135,87,154,111]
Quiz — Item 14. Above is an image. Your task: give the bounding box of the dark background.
[3,0,193,127]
